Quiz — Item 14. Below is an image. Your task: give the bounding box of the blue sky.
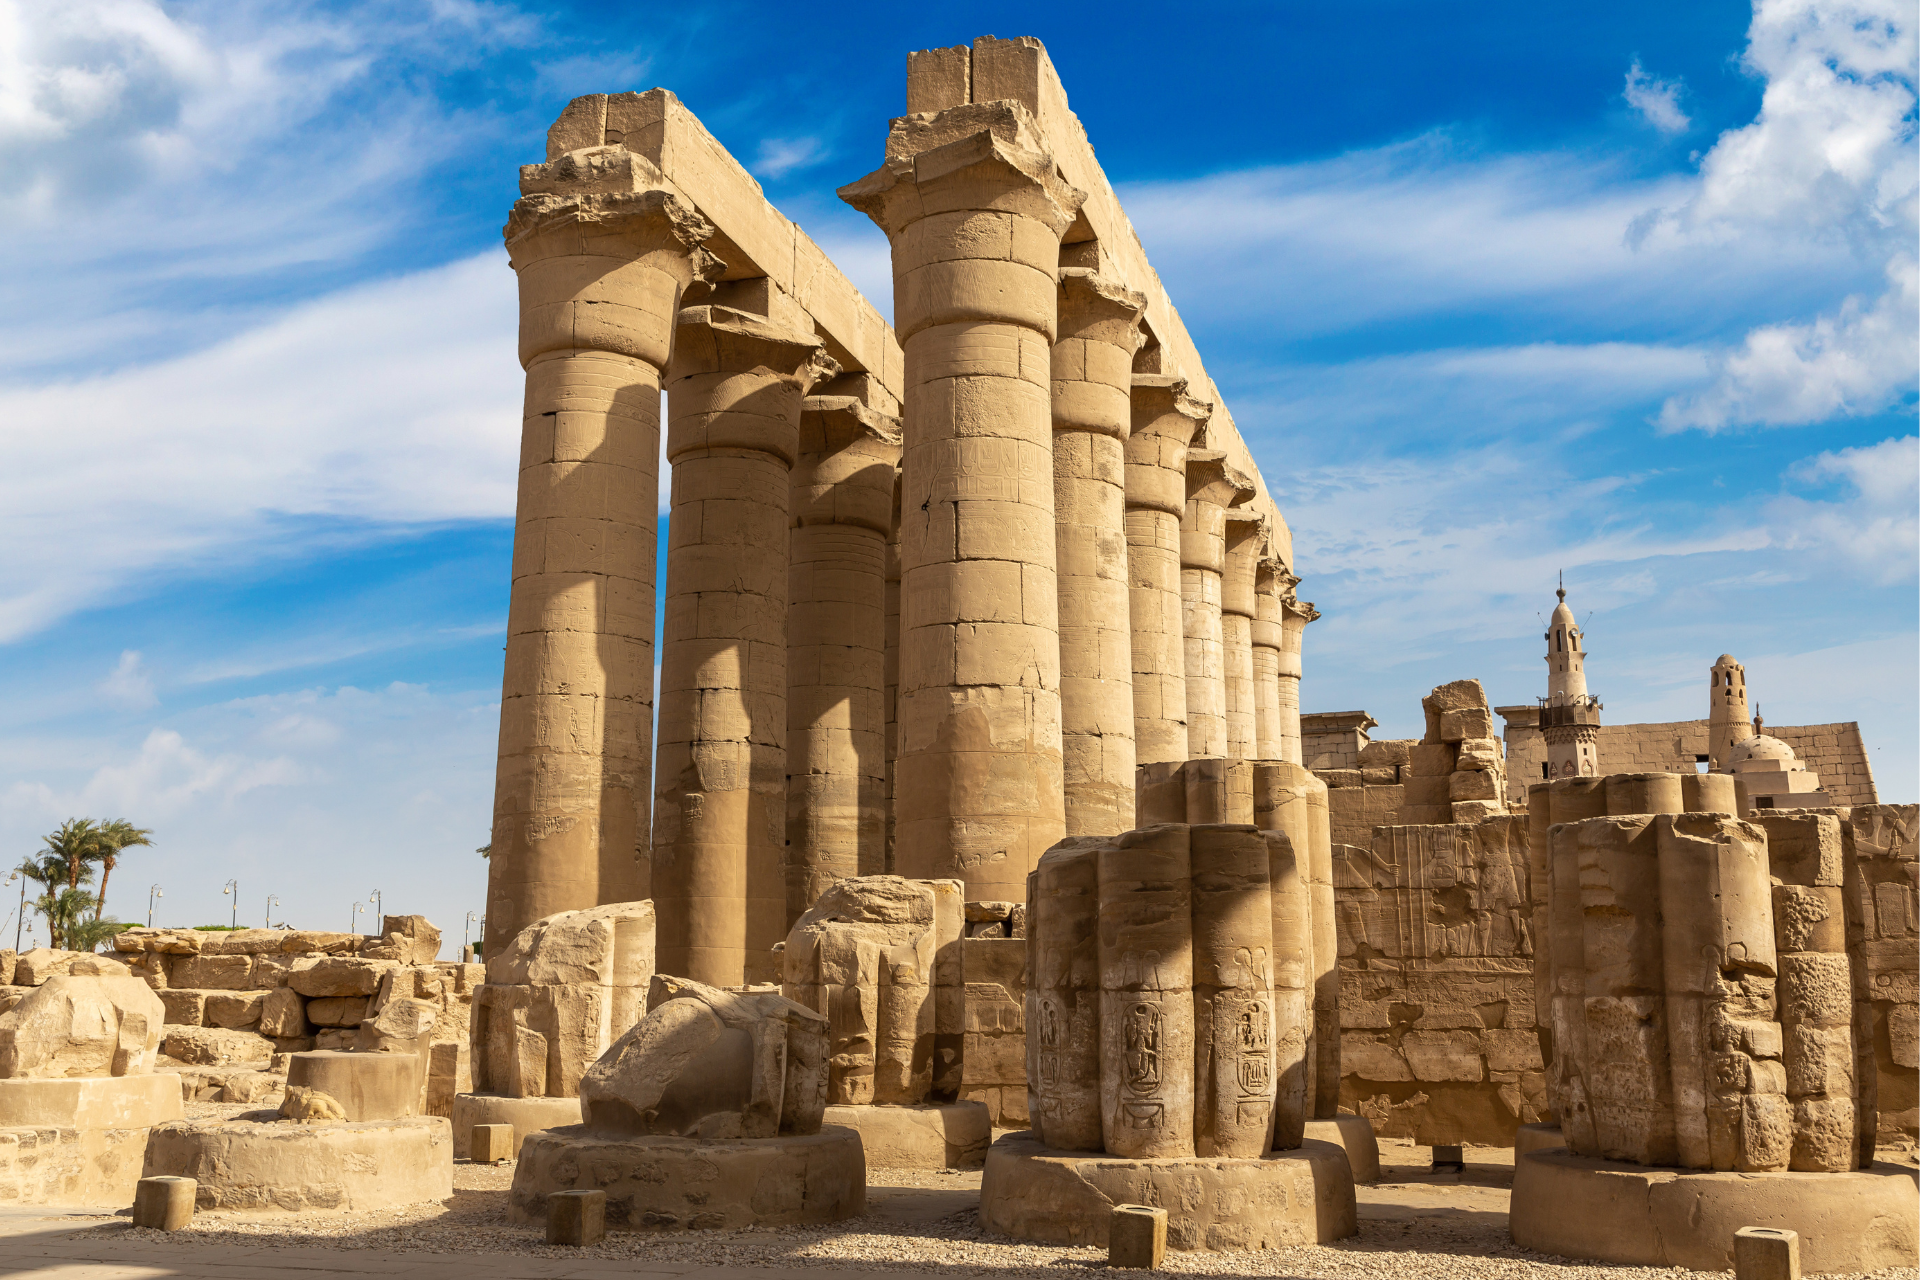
[1,0,1913,948]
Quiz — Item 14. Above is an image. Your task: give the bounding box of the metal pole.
[148,884,162,928]
[13,875,24,951]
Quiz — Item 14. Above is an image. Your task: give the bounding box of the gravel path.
[40,1139,1915,1279]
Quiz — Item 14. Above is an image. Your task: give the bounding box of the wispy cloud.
[751,135,827,178]
[97,650,158,710]
[1624,58,1691,133]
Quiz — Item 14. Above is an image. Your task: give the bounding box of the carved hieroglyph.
[779,876,963,1106]
[1335,817,1543,1145]
[1026,822,1321,1160]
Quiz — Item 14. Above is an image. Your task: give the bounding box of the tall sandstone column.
[1221,512,1264,761]
[653,305,831,986]
[786,397,902,923]
[1052,268,1145,836]
[842,108,1085,900]
[489,183,720,949]
[1275,588,1315,765]
[1181,451,1255,761]
[1252,559,1287,761]
[1124,378,1210,769]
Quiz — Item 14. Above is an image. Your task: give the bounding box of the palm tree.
[90,820,153,921]
[15,853,98,950]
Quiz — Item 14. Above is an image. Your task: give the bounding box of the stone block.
[821,1100,990,1168]
[1357,739,1412,769]
[306,997,370,1027]
[1407,743,1456,777]
[1404,774,1451,807]
[1423,679,1489,715]
[132,1175,196,1230]
[218,1071,280,1104]
[278,931,361,955]
[1450,769,1499,801]
[547,1188,606,1245]
[1110,1204,1167,1268]
[0,975,165,1078]
[1361,766,1399,785]
[204,991,266,1029]
[1452,800,1507,823]
[1317,769,1362,789]
[1734,1226,1800,1280]
[287,959,396,999]
[257,988,310,1038]
[471,1122,514,1163]
[160,1026,273,1068]
[286,1051,420,1122]
[450,1092,582,1159]
[172,955,253,991]
[1400,804,1452,825]
[157,989,207,1026]
[142,1115,453,1212]
[1456,738,1502,772]
[1440,707,1493,742]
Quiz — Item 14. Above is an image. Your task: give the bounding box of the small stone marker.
[1109,1204,1167,1269]
[547,1189,607,1246]
[1430,1144,1465,1172]
[1734,1227,1800,1280]
[131,1176,196,1231]
[471,1122,514,1164]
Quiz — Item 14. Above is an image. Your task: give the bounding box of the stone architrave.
[786,397,903,922]
[1051,269,1145,837]
[1124,377,1210,771]
[841,103,1086,902]
[1179,452,1255,761]
[1251,560,1288,763]
[1220,513,1265,762]
[780,876,961,1106]
[1275,589,1316,765]
[489,162,723,950]
[470,902,656,1102]
[653,306,835,987]
[1755,812,1855,1171]
[1097,825,1196,1157]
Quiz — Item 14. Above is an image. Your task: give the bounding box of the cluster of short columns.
[843,119,1085,900]
[488,188,719,948]
[651,305,835,986]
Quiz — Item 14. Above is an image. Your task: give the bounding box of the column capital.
[841,104,1085,238]
[1056,268,1146,348]
[1129,375,1213,436]
[506,185,722,276]
[1184,450,1257,512]
[1282,593,1320,626]
[671,305,837,385]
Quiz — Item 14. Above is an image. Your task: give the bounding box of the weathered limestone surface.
[143,1114,453,1212]
[0,975,164,1079]
[653,306,836,987]
[1179,451,1254,761]
[841,102,1084,902]
[786,397,901,920]
[1334,818,1542,1145]
[489,162,722,949]
[0,1073,183,1206]
[1052,269,1145,837]
[1843,804,1916,1152]
[960,933,1028,1127]
[1124,377,1209,770]
[471,901,656,1103]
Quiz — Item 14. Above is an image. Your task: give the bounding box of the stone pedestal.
[142,1115,453,1213]
[1509,1147,1918,1272]
[0,1074,183,1206]
[508,1124,865,1232]
[489,183,719,947]
[1302,1114,1380,1183]
[821,1101,990,1168]
[449,1091,582,1159]
[978,1131,1356,1250]
[653,306,834,987]
[285,1051,419,1122]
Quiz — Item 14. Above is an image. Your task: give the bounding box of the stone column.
[842,109,1085,901]
[1124,377,1210,770]
[1264,827,1312,1149]
[1029,836,1105,1151]
[1221,512,1264,761]
[1097,824,1194,1158]
[653,305,832,987]
[1252,559,1286,762]
[1191,823,1274,1158]
[1276,586,1315,766]
[1052,269,1145,837]
[489,185,719,949]
[1181,451,1255,761]
[786,397,903,924]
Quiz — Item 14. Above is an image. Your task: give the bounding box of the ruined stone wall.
[1334,817,1542,1145]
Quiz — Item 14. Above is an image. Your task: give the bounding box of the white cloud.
[1765,434,1919,581]
[1624,59,1691,133]
[0,252,522,642]
[751,135,826,178]
[1654,0,1917,430]
[98,649,157,710]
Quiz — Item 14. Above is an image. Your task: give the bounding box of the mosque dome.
[1729,735,1801,771]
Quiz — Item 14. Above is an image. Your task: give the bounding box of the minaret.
[1707,653,1753,770]
[1540,575,1601,778]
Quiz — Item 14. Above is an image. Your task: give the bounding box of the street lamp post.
[368,889,383,932]
[148,884,163,928]
[463,910,477,954]
[7,872,23,951]
[351,901,365,933]
[221,879,238,930]
[265,894,280,928]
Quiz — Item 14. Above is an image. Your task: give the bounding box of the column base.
[1303,1113,1380,1183]
[449,1092,581,1159]
[142,1115,452,1213]
[1510,1147,1919,1272]
[823,1101,990,1168]
[978,1131,1357,1251]
[508,1124,865,1232]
